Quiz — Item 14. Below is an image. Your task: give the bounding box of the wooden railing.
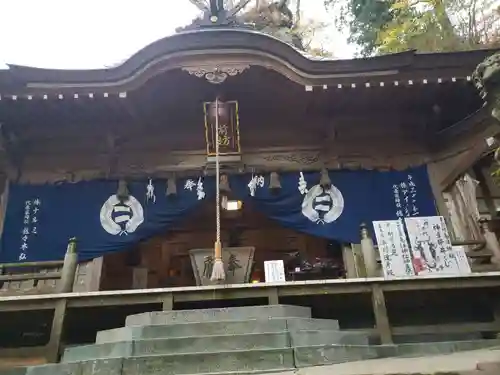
[0,238,77,296]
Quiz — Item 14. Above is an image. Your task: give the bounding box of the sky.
[0,0,354,70]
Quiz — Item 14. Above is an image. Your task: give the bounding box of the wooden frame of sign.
[203,100,242,156]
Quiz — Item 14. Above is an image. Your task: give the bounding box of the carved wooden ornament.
[182,65,250,84]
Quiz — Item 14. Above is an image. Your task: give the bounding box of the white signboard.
[264,260,286,283]
[452,246,472,274]
[404,216,470,276]
[373,220,415,278]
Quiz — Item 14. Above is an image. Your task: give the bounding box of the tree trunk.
[296,0,301,25]
[433,0,462,49]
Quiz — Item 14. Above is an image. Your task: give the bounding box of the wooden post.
[47,299,67,363]
[360,224,378,277]
[371,284,393,344]
[268,287,279,305]
[59,238,78,293]
[342,244,357,278]
[494,301,500,339]
[0,178,9,241]
[161,292,174,311]
[351,244,366,277]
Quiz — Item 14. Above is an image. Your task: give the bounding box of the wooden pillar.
[0,178,9,240]
[268,287,279,305]
[87,257,103,291]
[371,284,393,344]
[474,166,497,216]
[494,300,500,338]
[351,244,366,277]
[342,245,357,278]
[47,299,68,363]
[426,163,453,229]
[360,224,378,277]
[161,292,174,311]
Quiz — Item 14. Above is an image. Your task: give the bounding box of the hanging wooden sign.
[203,100,241,156]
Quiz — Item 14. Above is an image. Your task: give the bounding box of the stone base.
[3,305,500,375]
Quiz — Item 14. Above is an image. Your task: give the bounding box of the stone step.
[122,348,295,375]
[1,363,296,375]
[63,332,291,362]
[290,330,369,346]
[293,339,500,368]
[69,329,368,363]
[125,305,311,326]
[7,348,295,375]
[379,339,500,358]
[96,317,339,344]
[295,344,378,367]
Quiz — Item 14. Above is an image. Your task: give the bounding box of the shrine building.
[0,14,499,368]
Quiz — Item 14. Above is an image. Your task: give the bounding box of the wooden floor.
[0,273,499,364]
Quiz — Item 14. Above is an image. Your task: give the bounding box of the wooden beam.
[0,274,499,311]
[0,272,60,282]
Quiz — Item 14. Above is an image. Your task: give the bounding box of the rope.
[215,98,221,248]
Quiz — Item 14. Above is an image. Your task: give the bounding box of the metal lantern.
[166,176,177,197]
[116,179,130,200]
[207,98,230,124]
[269,171,282,193]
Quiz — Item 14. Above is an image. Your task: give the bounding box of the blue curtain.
[0,178,215,262]
[231,166,436,244]
[0,166,436,263]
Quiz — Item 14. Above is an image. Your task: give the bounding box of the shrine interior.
[100,199,345,290]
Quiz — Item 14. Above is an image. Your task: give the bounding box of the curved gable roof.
[0,28,498,94]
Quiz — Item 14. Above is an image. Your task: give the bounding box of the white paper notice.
[405,216,468,276]
[373,220,415,278]
[264,260,286,283]
[452,246,472,274]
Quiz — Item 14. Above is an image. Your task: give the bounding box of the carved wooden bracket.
[182,65,250,84]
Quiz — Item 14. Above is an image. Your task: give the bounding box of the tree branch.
[228,0,252,17]
[188,0,209,11]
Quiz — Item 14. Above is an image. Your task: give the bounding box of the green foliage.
[239,0,330,55]
[327,0,395,56]
[326,0,500,56]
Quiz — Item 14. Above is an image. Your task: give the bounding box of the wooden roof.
[0,28,497,97]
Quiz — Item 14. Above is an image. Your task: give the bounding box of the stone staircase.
[3,305,500,375]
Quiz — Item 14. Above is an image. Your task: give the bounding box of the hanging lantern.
[166,176,177,197]
[220,174,231,194]
[319,168,332,189]
[269,171,282,193]
[116,179,130,200]
[207,98,230,124]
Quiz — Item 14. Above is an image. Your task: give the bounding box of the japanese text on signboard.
[204,101,241,155]
[373,220,415,278]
